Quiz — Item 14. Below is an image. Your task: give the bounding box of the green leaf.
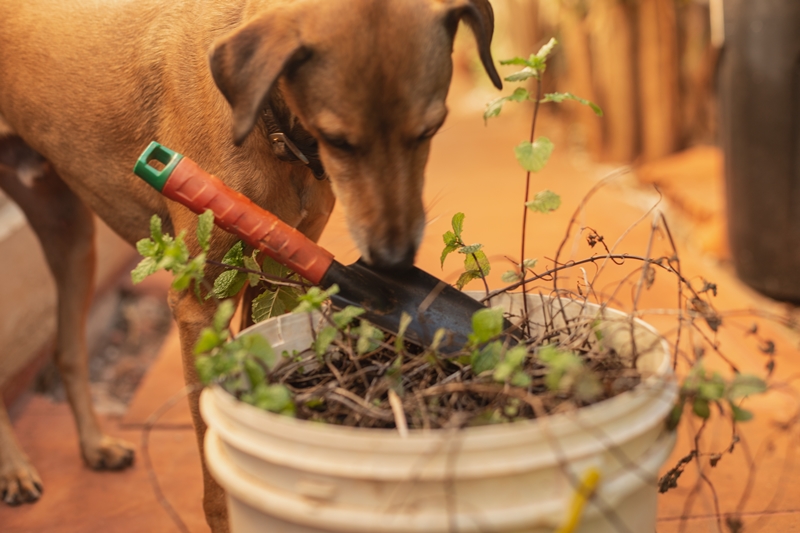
[730,402,754,422]
[727,374,768,399]
[245,383,295,415]
[526,190,561,213]
[459,243,483,255]
[692,397,711,419]
[508,87,530,102]
[510,372,532,388]
[332,306,366,329]
[194,328,222,355]
[523,258,539,269]
[243,358,266,388]
[131,256,158,284]
[501,270,522,283]
[464,249,490,277]
[243,334,277,370]
[666,401,684,430]
[213,300,236,333]
[136,238,158,257]
[484,96,507,122]
[356,322,384,355]
[514,137,554,173]
[538,345,584,391]
[499,56,533,67]
[149,215,164,245]
[455,270,481,290]
[196,210,215,253]
[395,312,413,352]
[535,37,558,60]
[294,285,340,314]
[505,67,538,82]
[195,356,215,384]
[470,306,505,345]
[251,287,293,323]
[451,213,465,239]
[494,345,528,382]
[314,326,338,356]
[472,341,503,374]
[429,328,447,352]
[440,243,459,268]
[213,270,248,299]
[243,254,261,287]
[698,373,726,401]
[541,92,603,117]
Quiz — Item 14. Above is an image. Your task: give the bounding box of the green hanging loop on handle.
[133,142,184,192]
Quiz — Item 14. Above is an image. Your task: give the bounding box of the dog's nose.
[366,242,417,271]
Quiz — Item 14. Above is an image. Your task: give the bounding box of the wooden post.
[587,0,638,163]
[559,1,604,159]
[638,0,681,161]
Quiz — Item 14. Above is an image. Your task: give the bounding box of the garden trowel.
[134,142,509,352]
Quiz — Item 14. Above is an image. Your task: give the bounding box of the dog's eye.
[321,134,356,153]
[417,126,441,143]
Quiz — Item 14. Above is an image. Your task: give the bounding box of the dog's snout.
[366,241,417,271]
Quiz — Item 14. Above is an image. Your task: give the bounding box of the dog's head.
[210,0,501,269]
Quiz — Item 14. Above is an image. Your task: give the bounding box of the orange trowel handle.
[134,142,334,284]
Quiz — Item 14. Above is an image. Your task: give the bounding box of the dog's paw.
[81,435,135,470]
[0,461,43,506]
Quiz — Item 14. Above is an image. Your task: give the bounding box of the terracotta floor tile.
[0,397,205,533]
[121,324,193,428]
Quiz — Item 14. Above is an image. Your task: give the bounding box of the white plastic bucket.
[201,294,678,533]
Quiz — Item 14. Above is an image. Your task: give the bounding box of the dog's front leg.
[168,285,230,533]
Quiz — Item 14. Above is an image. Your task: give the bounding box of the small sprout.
[293,285,340,314]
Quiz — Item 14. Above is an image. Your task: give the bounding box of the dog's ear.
[444,0,502,90]
[209,9,308,145]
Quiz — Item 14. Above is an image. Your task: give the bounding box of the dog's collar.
[262,103,326,181]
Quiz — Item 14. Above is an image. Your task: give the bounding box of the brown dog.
[0,0,500,529]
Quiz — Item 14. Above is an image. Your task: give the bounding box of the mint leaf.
[440,243,459,268]
[213,300,235,332]
[535,38,558,61]
[499,56,533,67]
[514,137,554,172]
[730,402,754,422]
[356,322,384,355]
[456,270,481,290]
[470,306,505,345]
[131,256,158,284]
[332,306,366,329]
[464,249,490,277]
[196,210,214,253]
[472,341,503,374]
[541,92,603,117]
[501,270,522,283]
[451,212,465,239]
[526,190,561,213]
[459,243,483,255]
[727,374,767,399]
[505,67,537,82]
[508,87,530,102]
[243,254,261,287]
[484,96,507,122]
[314,326,338,356]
